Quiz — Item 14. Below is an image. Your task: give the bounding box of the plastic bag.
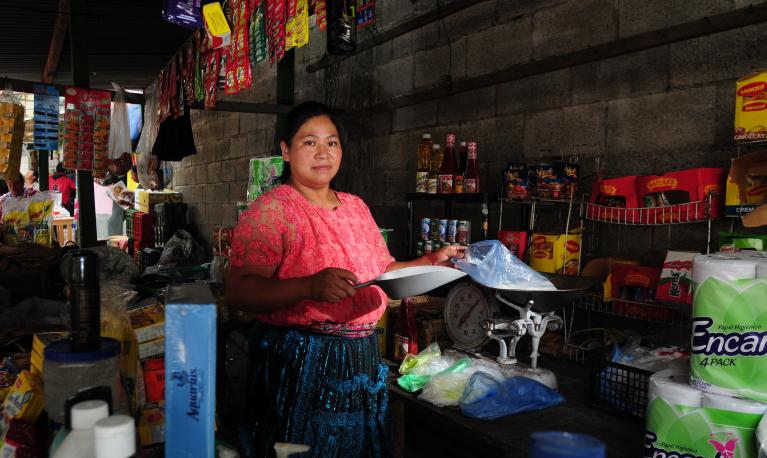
[108,82,131,160]
[158,229,205,268]
[2,192,54,247]
[397,343,457,393]
[60,246,138,286]
[99,282,140,412]
[453,240,556,290]
[399,342,442,375]
[417,358,506,407]
[135,82,160,189]
[459,372,564,420]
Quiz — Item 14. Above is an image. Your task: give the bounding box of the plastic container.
[51,400,110,458]
[94,415,136,458]
[43,338,124,424]
[529,432,606,458]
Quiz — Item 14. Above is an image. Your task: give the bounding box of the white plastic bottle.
[52,400,109,458]
[94,414,136,458]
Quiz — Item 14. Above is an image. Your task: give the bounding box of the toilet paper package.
[646,367,767,458]
[691,254,767,402]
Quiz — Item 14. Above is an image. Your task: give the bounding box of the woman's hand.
[428,244,467,267]
[306,267,358,302]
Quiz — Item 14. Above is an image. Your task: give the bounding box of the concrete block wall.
[174,0,767,260]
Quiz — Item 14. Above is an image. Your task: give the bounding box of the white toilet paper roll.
[741,251,767,278]
[702,392,767,415]
[693,254,758,288]
[649,368,703,408]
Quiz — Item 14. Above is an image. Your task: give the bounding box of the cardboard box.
[588,176,640,221]
[734,71,767,141]
[636,168,725,222]
[202,2,231,49]
[165,284,217,458]
[129,302,165,344]
[139,337,165,360]
[30,332,66,375]
[725,151,767,217]
[498,230,527,260]
[134,189,182,214]
[0,372,43,436]
[656,251,698,305]
[139,405,165,446]
[529,229,582,275]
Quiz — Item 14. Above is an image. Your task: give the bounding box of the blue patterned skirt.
[240,323,391,458]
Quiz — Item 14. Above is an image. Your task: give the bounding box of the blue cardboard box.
[165,283,217,458]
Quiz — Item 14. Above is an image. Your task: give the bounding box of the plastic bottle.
[415,134,432,193]
[94,414,136,458]
[51,400,109,458]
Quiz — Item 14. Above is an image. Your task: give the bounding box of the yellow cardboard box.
[735,71,767,141]
[202,2,231,49]
[129,302,165,344]
[0,371,43,436]
[530,229,582,275]
[134,189,182,213]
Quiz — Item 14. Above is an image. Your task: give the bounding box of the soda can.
[416,240,425,256]
[456,220,471,244]
[437,219,448,242]
[424,240,433,254]
[447,219,457,243]
[420,218,431,241]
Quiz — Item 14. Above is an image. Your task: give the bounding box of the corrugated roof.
[0,0,192,90]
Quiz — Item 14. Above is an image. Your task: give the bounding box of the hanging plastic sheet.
[108,82,131,160]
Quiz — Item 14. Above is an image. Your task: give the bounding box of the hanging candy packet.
[225,0,252,94]
[250,0,267,64]
[266,0,286,63]
[194,31,205,102]
[327,0,356,55]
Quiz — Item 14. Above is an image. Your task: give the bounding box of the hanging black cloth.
[151,105,197,161]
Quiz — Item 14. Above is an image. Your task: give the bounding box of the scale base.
[446,348,558,391]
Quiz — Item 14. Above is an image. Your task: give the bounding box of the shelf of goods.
[406,192,489,256]
[585,199,715,225]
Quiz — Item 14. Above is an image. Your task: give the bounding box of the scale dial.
[444,282,497,350]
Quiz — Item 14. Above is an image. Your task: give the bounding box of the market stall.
[2,0,767,457]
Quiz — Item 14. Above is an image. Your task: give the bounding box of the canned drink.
[420,218,431,241]
[416,240,425,256]
[424,240,433,254]
[447,219,457,243]
[437,219,448,242]
[431,219,440,240]
[456,220,471,244]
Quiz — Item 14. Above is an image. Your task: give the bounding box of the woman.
[24,169,39,191]
[227,102,465,458]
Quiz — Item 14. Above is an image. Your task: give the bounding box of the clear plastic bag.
[397,343,457,393]
[135,82,160,189]
[453,240,556,290]
[459,372,564,420]
[417,359,506,407]
[108,82,132,160]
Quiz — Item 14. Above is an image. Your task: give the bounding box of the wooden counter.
[388,359,643,458]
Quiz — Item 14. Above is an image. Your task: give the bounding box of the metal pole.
[38,151,49,191]
[69,0,97,247]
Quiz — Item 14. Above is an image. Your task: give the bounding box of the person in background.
[24,169,39,191]
[227,102,466,457]
[0,174,37,219]
[49,164,76,215]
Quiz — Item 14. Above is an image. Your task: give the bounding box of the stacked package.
[645,252,767,457]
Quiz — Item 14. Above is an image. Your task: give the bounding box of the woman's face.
[281,115,342,188]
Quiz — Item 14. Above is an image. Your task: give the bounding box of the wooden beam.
[306,0,488,73]
[0,76,145,104]
[42,0,69,84]
[188,100,291,115]
[359,2,767,115]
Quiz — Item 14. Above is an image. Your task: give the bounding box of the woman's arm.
[226,265,359,313]
[385,244,466,272]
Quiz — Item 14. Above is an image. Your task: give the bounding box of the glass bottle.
[427,144,442,195]
[454,141,468,194]
[415,134,432,193]
[464,141,480,194]
[438,133,457,194]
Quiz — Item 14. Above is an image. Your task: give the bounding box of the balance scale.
[443,275,593,389]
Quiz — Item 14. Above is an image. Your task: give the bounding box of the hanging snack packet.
[27,192,54,248]
[2,198,31,245]
[250,1,267,64]
[327,0,356,55]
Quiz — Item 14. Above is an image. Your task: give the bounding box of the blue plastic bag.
[452,240,555,290]
[459,372,564,420]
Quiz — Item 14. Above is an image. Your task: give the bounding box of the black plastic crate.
[125,208,138,238]
[591,360,651,419]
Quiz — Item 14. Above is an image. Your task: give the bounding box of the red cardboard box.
[498,230,528,260]
[589,176,640,222]
[656,251,698,305]
[636,167,725,222]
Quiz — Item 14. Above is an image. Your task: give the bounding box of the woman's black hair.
[277,101,346,184]
[29,169,38,180]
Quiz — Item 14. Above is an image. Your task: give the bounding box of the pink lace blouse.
[230,184,395,328]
